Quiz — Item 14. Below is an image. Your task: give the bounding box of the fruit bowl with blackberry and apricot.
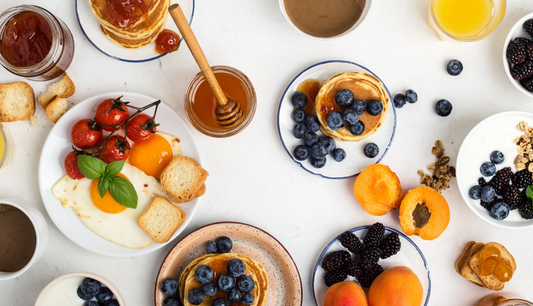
[503,13,533,98]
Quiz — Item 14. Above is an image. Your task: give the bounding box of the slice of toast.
[137,196,185,243]
[45,96,68,123]
[460,242,485,287]
[455,241,475,274]
[167,184,206,203]
[0,82,35,122]
[160,156,209,203]
[469,242,516,291]
[38,73,75,109]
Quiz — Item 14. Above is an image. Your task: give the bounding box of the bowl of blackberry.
[504,13,533,98]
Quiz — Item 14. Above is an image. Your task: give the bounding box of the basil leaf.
[109,176,138,209]
[106,160,125,177]
[526,186,533,200]
[97,175,111,198]
[77,155,106,180]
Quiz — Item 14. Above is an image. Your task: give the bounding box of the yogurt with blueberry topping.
[39,276,87,305]
[37,275,119,306]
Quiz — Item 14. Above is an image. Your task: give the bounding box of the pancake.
[100,16,166,48]
[89,0,160,32]
[315,71,390,142]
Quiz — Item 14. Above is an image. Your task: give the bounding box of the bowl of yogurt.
[35,272,125,306]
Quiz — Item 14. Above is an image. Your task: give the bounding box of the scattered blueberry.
[491,202,510,220]
[405,89,418,103]
[310,156,327,168]
[306,115,320,133]
[293,123,307,139]
[77,287,95,301]
[206,241,217,254]
[343,109,359,125]
[227,288,242,303]
[216,237,233,253]
[195,265,214,284]
[481,186,496,203]
[227,259,246,277]
[217,274,235,291]
[310,143,328,158]
[303,131,319,147]
[490,151,505,164]
[187,289,204,305]
[349,121,365,136]
[291,91,307,108]
[160,278,178,297]
[240,293,255,306]
[202,283,217,296]
[363,143,379,158]
[105,300,119,306]
[237,276,256,293]
[393,94,406,109]
[84,301,99,306]
[212,298,229,306]
[351,99,366,115]
[480,162,496,177]
[163,298,181,306]
[366,99,383,116]
[318,136,336,154]
[291,108,307,123]
[81,278,101,297]
[435,99,452,117]
[335,89,354,107]
[293,145,310,161]
[327,111,345,130]
[96,287,113,303]
[447,59,463,76]
[331,148,346,162]
[468,185,482,200]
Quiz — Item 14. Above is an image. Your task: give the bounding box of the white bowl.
[35,272,125,306]
[503,12,533,98]
[278,0,371,40]
[0,198,48,281]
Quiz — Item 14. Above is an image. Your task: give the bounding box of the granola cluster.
[514,121,533,172]
[417,140,456,193]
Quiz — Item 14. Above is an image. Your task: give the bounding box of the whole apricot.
[368,266,423,306]
[323,281,368,306]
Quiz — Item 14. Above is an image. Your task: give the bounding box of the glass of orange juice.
[428,0,506,41]
[0,123,15,171]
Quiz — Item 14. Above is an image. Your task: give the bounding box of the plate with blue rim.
[312,225,431,306]
[75,0,194,62]
[277,60,397,179]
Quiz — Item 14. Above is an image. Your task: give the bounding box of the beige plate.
[154,222,303,305]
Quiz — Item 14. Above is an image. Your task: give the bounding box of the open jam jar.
[0,5,74,81]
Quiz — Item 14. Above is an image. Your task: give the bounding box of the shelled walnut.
[514,121,533,172]
[417,140,455,193]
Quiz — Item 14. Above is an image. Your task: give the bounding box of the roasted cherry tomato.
[99,135,131,163]
[64,151,85,180]
[95,96,130,131]
[126,113,159,143]
[71,119,103,149]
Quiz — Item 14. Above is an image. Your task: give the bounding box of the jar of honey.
[476,294,533,306]
[0,5,74,81]
[185,66,257,137]
[0,123,15,171]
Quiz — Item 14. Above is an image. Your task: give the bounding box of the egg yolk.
[90,174,128,214]
[129,134,172,177]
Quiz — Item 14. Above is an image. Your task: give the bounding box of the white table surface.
[1,0,533,305]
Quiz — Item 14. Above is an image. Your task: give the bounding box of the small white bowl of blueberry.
[503,13,533,98]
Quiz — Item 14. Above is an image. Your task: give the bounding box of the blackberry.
[321,250,351,272]
[523,19,533,38]
[489,167,512,194]
[360,246,381,270]
[502,185,521,210]
[518,200,533,219]
[339,231,363,254]
[357,264,384,288]
[379,233,401,259]
[345,261,362,278]
[324,269,347,287]
[363,222,385,248]
[507,42,527,65]
[510,60,533,81]
[521,76,533,92]
[515,37,533,48]
[512,169,533,188]
[478,177,488,187]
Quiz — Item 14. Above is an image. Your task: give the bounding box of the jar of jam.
[0,5,74,81]
[184,66,257,137]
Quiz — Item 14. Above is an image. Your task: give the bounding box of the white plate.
[75,0,194,62]
[457,111,533,229]
[312,226,431,306]
[277,60,397,179]
[503,12,533,98]
[38,92,202,257]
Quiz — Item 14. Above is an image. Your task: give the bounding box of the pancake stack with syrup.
[315,71,390,141]
[89,0,170,48]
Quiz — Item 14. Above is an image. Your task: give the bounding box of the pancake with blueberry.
[315,71,390,142]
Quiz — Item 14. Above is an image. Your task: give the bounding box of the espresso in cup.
[0,204,37,272]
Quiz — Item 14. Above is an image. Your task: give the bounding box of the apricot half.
[368,266,423,306]
[399,186,450,240]
[354,164,404,216]
[324,281,368,306]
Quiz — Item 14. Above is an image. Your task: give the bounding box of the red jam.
[106,0,149,29]
[0,11,52,67]
[155,29,180,54]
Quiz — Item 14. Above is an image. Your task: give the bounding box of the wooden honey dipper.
[168,4,243,127]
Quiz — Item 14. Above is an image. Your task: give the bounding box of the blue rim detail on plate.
[311,226,431,306]
[276,60,398,179]
[75,0,195,63]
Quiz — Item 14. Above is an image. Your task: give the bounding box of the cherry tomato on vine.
[71,119,103,149]
[64,151,85,180]
[126,113,159,143]
[95,96,130,131]
[99,135,131,163]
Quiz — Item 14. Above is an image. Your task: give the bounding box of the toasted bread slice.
[195,184,206,197]
[160,156,208,203]
[455,241,475,274]
[38,73,75,109]
[461,242,485,287]
[469,242,516,291]
[137,196,185,243]
[0,82,35,122]
[45,96,68,123]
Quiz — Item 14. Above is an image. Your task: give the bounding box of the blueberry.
[303,131,318,147]
[293,123,307,139]
[227,259,246,277]
[490,202,510,220]
[104,300,119,306]
[366,99,383,116]
[217,274,235,291]
[212,298,229,306]
[310,156,327,168]
[163,298,181,306]
[310,143,328,158]
[481,186,496,203]
[363,143,379,158]
[490,151,504,164]
[161,279,179,296]
[343,109,359,125]
[195,265,214,284]
[291,91,307,108]
[335,89,354,107]
[84,301,99,306]
[318,136,336,154]
[187,289,204,305]
[216,237,232,253]
[393,94,406,109]
[435,99,452,117]
[206,241,217,254]
[331,148,346,162]
[293,145,309,161]
[447,59,463,76]
[240,293,255,306]
[237,275,255,293]
[227,288,242,303]
[81,278,101,297]
[96,287,113,303]
[405,89,418,103]
[202,283,217,296]
[480,162,496,177]
[468,185,482,200]
[349,121,365,136]
[291,108,307,123]
[327,111,345,130]
[306,115,320,133]
[77,287,95,300]
[351,99,366,115]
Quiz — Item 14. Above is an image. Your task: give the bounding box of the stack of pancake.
[89,0,170,49]
[315,71,390,141]
[179,253,268,306]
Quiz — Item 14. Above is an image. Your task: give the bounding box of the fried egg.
[127,131,181,178]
